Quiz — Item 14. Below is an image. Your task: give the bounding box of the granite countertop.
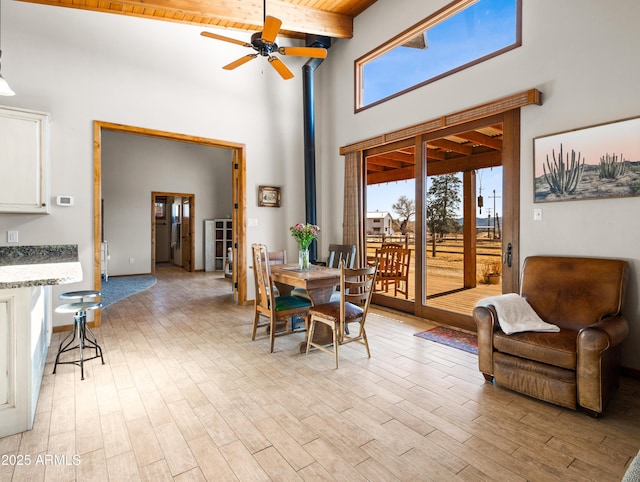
[0,262,83,289]
[0,244,83,289]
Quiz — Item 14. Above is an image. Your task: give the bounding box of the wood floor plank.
[138,459,174,482]
[218,439,270,481]
[154,421,198,476]
[192,403,239,448]
[126,416,164,468]
[254,416,315,471]
[106,450,141,482]
[302,437,369,481]
[187,434,238,482]
[252,446,303,481]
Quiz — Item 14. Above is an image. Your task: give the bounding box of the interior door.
[182,197,193,272]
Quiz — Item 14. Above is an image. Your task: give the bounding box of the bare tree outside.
[392,195,415,235]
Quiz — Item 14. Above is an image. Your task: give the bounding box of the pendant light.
[0,0,16,96]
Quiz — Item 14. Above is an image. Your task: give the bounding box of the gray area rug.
[101,275,157,308]
[624,450,640,481]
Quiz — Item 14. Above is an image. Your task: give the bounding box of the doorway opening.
[93,121,247,326]
[151,192,195,272]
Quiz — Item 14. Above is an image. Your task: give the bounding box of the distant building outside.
[366,211,394,235]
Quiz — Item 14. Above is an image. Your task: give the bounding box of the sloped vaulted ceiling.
[16,0,378,39]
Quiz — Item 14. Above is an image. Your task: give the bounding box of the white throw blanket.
[475,293,560,335]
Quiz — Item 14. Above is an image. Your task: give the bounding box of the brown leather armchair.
[473,256,629,417]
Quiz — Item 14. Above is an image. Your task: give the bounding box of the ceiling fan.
[200,2,327,80]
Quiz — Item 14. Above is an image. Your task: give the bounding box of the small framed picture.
[258,185,281,207]
[154,202,165,219]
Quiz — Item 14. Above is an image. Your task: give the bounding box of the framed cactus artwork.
[533,116,640,202]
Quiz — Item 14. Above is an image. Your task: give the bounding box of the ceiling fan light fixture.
[0,72,15,96]
[0,0,16,97]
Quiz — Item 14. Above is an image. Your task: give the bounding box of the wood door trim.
[93,121,247,326]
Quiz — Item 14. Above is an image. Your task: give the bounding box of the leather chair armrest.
[578,314,629,353]
[473,305,499,378]
[577,315,628,414]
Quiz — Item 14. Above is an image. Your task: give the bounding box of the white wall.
[101,131,233,275]
[0,0,312,325]
[317,0,640,369]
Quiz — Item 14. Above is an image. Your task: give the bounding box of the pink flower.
[289,223,320,250]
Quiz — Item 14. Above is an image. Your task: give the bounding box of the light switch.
[533,208,543,221]
[248,217,258,227]
[7,231,18,243]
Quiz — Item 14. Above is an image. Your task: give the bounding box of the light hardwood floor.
[2,265,640,481]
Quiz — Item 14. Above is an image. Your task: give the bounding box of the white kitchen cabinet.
[0,286,50,437]
[0,106,51,214]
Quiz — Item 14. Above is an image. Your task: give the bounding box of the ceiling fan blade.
[268,56,294,80]
[200,31,250,48]
[223,54,258,70]
[278,46,327,59]
[261,16,282,44]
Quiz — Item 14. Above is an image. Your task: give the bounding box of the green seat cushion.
[275,295,311,311]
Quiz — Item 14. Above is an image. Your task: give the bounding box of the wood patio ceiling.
[366,124,504,185]
[16,0,378,39]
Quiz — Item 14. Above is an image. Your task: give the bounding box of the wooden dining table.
[270,264,340,352]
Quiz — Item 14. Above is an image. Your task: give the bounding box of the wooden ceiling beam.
[367,158,406,169]
[17,0,355,38]
[455,130,502,150]
[372,151,414,163]
[368,166,415,185]
[426,148,446,161]
[426,151,502,176]
[427,138,473,156]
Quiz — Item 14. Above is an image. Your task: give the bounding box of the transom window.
[355,0,521,111]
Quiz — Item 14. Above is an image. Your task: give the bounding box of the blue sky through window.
[362,0,518,106]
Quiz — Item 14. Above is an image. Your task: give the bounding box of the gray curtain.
[343,151,365,266]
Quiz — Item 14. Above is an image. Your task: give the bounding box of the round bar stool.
[53,290,105,380]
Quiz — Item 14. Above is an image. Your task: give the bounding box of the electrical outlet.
[129,257,134,264]
[7,231,18,243]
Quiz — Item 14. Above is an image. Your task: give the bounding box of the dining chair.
[305,260,378,368]
[267,249,287,297]
[293,244,356,303]
[252,244,311,352]
[324,244,357,269]
[268,249,287,265]
[375,246,411,299]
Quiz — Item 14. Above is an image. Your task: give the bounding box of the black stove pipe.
[302,35,330,264]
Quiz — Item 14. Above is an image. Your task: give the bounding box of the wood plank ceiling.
[15,0,378,39]
[367,124,504,185]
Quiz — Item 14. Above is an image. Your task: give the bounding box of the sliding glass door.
[365,111,521,330]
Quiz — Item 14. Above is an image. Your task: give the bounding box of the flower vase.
[298,249,310,270]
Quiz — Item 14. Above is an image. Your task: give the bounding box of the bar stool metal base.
[53,302,104,380]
